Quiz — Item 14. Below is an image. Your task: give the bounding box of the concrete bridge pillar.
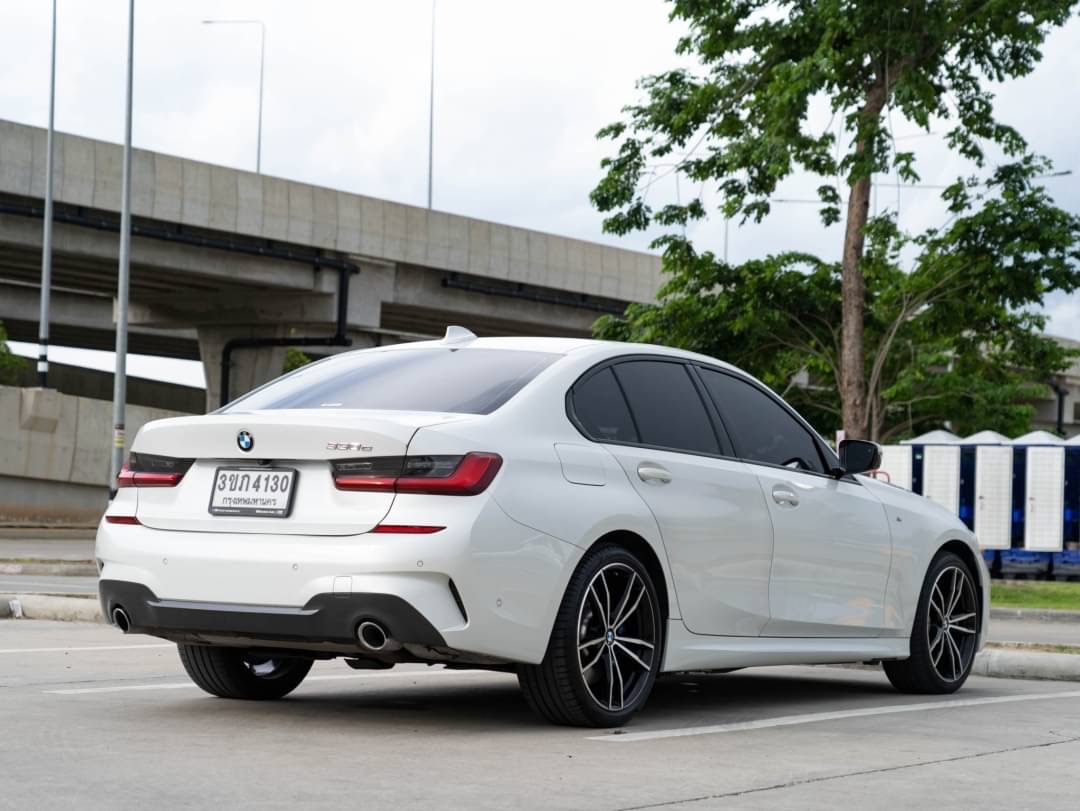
[197,326,290,412]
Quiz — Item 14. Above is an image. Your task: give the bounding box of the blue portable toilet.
[960,431,1012,549]
[1011,431,1066,552]
[902,430,961,511]
[1056,435,1080,578]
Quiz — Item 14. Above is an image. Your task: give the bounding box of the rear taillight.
[116,452,194,488]
[333,453,502,496]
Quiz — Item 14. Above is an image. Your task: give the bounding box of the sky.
[2,1,1079,388]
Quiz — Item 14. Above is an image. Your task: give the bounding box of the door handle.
[637,462,672,485]
[771,486,799,507]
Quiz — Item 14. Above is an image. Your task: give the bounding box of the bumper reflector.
[371,524,445,534]
[105,515,141,525]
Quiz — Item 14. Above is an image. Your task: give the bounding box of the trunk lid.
[132,409,465,535]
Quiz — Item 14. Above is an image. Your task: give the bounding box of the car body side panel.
[604,446,774,637]
[756,468,892,638]
[861,476,989,646]
[662,619,910,671]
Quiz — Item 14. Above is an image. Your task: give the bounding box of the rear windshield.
[224,348,560,415]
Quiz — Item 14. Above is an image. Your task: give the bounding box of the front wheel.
[519,545,662,727]
[884,552,980,694]
[178,644,313,700]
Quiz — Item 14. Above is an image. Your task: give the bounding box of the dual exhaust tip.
[112,606,131,633]
[356,620,400,652]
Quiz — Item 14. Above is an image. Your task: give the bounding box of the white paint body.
[97,337,989,671]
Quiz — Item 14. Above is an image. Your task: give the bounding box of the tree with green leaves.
[597,158,1080,441]
[0,321,27,386]
[282,347,313,374]
[591,0,1079,438]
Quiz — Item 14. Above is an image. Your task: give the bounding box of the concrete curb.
[0,594,104,623]
[0,527,96,539]
[990,606,1080,623]
[972,648,1080,681]
[0,561,97,577]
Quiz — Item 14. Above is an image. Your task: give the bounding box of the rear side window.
[225,348,559,415]
[612,361,719,455]
[698,368,825,473]
[571,368,638,443]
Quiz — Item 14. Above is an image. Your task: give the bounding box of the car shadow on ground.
[131,666,904,734]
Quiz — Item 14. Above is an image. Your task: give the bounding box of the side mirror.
[836,439,882,476]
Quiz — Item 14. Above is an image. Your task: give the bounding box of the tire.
[884,551,980,694]
[519,544,662,727]
[178,644,313,700]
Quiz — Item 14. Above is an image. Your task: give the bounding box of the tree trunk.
[840,84,888,440]
[840,173,871,438]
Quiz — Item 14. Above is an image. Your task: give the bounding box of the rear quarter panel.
[406,351,681,624]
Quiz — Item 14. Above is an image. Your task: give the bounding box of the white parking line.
[45,668,503,695]
[589,690,1080,742]
[0,643,173,655]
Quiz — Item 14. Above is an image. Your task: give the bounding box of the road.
[2,620,1079,810]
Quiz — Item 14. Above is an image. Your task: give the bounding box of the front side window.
[611,360,720,455]
[699,368,825,473]
[225,348,559,415]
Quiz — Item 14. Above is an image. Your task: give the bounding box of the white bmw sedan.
[97,329,989,727]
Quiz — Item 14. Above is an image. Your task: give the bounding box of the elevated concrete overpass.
[0,119,661,409]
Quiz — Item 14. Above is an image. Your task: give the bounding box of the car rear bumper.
[95,493,583,664]
[99,579,447,651]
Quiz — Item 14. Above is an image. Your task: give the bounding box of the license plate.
[209,467,298,517]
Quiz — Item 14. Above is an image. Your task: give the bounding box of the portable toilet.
[903,431,961,515]
[876,445,913,490]
[1059,435,1080,577]
[1011,431,1065,552]
[960,431,1012,550]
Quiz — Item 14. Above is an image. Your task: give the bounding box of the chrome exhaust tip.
[112,606,131,633]
[356,620,389,651]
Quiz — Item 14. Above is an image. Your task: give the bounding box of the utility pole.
[37,0,58,388]
[427,0,435,209]
[201,19,266,173]
[109,0,135,491]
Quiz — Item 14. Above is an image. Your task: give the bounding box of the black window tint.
[571,368,638,443]
[612,361,719,455]
[225,348,558,415]
[699,369,825,473]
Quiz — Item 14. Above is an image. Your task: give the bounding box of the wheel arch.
[588,529,672,626]
[934,537,987,639]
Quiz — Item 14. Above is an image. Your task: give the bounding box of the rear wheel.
[884,552,980,694]
[178,644,313,700]
[519,544,662,727]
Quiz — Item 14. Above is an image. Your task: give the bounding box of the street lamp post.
[202,19,265,173]
[109,0,135,492]
[37,0,58,388]
[427,0,436,209]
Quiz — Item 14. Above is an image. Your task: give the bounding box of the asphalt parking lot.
[2,620,1079,810]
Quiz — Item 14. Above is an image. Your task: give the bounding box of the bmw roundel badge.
[237,430,254,452]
